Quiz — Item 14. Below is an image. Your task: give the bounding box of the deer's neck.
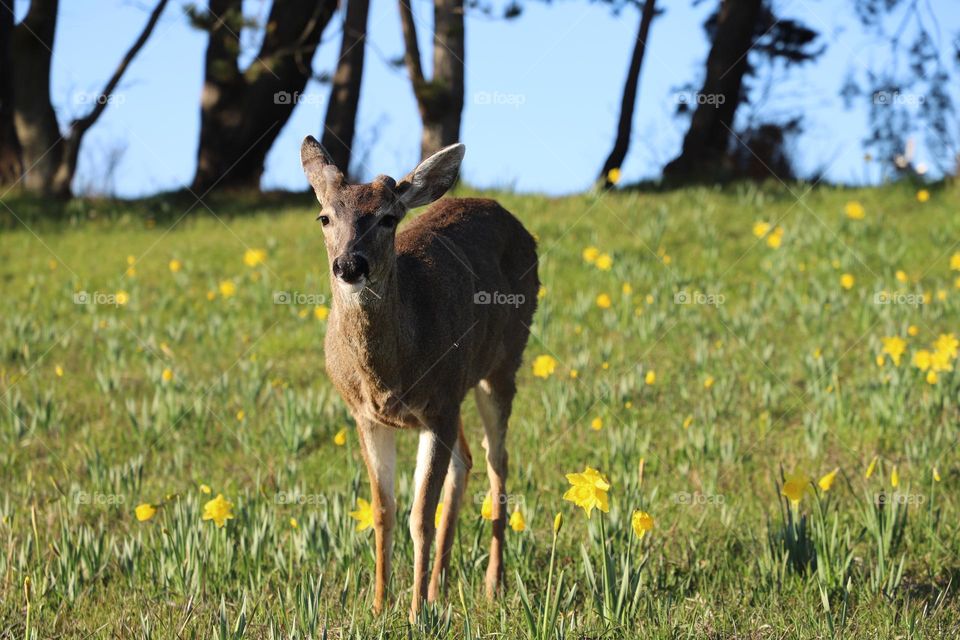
[331,270,407,380]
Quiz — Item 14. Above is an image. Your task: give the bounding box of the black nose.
[332,253,369,283]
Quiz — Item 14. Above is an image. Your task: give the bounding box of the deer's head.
[301,136,465,299]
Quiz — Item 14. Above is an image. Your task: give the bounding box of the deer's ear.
[396,143,465,209]
[300,136,343,207]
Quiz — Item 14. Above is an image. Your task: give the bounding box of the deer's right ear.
[396,143,465,209]
[300,136,343,207]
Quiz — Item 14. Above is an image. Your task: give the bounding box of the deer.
[299,136,539,620]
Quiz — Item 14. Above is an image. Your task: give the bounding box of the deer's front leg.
[409,421,456,621]
[356,420,397,614]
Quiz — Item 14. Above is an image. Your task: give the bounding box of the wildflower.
[509,507,526,532]
[840,274,855,290]
[553,512,563,534]
[481,493,493,520]
[582,246,600,264]
[818,468,839,492]
[289,518,298,529]
[169,259,182,273]
[913,349,932,371]
[206,291,216,301]
[135,503,157,522]
[844,201,865,220]
[880,336,906,366]
[334,428,347,446]
[590,417,603,431]
[622,282,632,295]
[569,369,578,379]
[596,293,612,309]
[631,510,654,539]
[916,189,930,203]
[645,370,656,385]
[752,221,771,238]
[435,503,443,528]
[236,410,245,421]
[199,484,212,494]
[865,456,878,479]
[907,325,919,337]
[161,368,174,383]
[532,354,557,379]
[890,465,899,489]
[766,227,784,248]
[927,371,938,384]
[951,252,960,271]
[115,290,130,305]
[563,466,610,518]
[781,472,810,505]
[895,270,908,283]
[935,333,958,359]
[704,375,715,389]
[314,305,329,320]
[683,415,693,429]
[243,248,267,267]
[930,349,953,373]
[595,253,613,271]
[202,494,235,528]
[538,285,547,300]
[54,365,64,377]
[607,167,621,184]
[219,280,236,298]
[933,467,941,482]
[349,497,374,532]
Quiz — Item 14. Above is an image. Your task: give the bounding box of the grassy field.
[2,181,960,638]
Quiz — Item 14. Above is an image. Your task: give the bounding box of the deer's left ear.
[396,143,465,209]
[301,136,343,208]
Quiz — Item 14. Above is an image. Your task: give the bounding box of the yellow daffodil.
[766,227,784,248]
[596,293,612,309]
[781,472,810,505]
[290,517,298,529]
[927,371,938,384]
[481,493,493,520]
[682,415,693,429]
[349,497,374,532]
[538,285,547,300]
[435,503,443,528]
[135,503,157,522]
[951,252,960,271]
[595,253,613,271]
[645,370,656,385]
[622,282,632,295]
[532,354,557,379]
[202,494,235,528]
[607,167,621,184]
[219,280,236,298]
[895,270,908,283]
[865,456,878,479]
[236,410,245,421]
[314,305,329,320]
[509,507,526,532]
[913,349,932,371]
[840,274,855,290]
[933,467,941,482]
[907,325,919,337]
[590,417,603,431]
[161,368,174,383]
[200,484,212,494]
[553,512,563,534]
[890,465,899,489]
[818,468,839,492]
[880,336,906,366]
[115,290,130,305]
[703,375,715,389]
[563,466,610,518]
[169,259,182,273]
[582,246,600,264]
[243,248,267,267]
[54,365,64,377]
[334,428,347,446]
[752,221,771,238]
[569,369,578,379]
[844,201,865,220]
[631,510,654,539]
[935,333,958,359]
[916,189,930,203]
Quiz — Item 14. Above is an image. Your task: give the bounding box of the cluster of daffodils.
[753,221,785,248]
[879,332,957,384]
[135,484,235,528]
[563,466,654,540]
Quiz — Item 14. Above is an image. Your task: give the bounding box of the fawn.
[300,136,539,619]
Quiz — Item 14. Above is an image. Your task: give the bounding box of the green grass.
[2,181,960,637]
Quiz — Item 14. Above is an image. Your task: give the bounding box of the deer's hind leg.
[474,371,517,599]
[428,417,472,601]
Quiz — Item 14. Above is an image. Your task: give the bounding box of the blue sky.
[14,0,960,197]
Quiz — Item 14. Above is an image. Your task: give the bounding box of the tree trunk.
[598,0,657,188]
[11,0,61,195]
[0,0,22,186]
[321,0,370,177]
[192,0,338,193]
[662,0,763,181]
[399,0,465,161]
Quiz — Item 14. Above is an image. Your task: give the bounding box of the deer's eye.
[378,216,397,229]
[317,214,330,227]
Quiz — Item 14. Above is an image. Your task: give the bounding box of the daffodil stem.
[543,527,559,637]
[599,514,612,620]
